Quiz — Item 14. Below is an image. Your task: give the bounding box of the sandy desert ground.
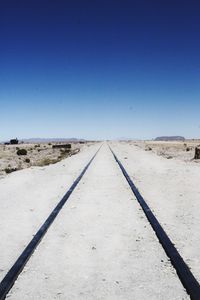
[132,139,200,162]
[0,141,90,178]
[0,141,200,299]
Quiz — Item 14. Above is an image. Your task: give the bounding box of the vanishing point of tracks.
[0,145,200,300]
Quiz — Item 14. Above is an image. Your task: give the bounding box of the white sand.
[5,144,188,299]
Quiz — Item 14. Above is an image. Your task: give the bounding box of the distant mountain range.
[21,138,85,143]
[155,136,185,141]
[0,138,85,143]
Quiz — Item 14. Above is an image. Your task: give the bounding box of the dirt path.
[6,144,188,299]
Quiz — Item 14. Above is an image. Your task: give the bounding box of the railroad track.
[0,144,200,299]
[0,147,101,300]
[109,146,200,300]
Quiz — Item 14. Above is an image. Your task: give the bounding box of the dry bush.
[4,167,18,174]
[17,149,27,155]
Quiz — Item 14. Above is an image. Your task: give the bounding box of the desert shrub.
[48,143,52,145]
[186,147,190,152]
[17,149,27,156]
[25,158,30,163]
[34,144,40,148]
[4,167,18,174]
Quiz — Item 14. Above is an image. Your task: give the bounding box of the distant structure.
[155,136,185,141]
[10,138,19,145]
[52,144,71,149]
[194,145,200,159]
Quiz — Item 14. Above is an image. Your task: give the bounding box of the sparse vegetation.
[17,149,27,156]
[135,140,200,162]
[34,144,40,148]
[0,141,81,176]
[4,167,18,174]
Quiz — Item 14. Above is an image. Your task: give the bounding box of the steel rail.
[0,146,101,300]
[110,146,200,300]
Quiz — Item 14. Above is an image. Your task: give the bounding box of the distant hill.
[155,136,185,141]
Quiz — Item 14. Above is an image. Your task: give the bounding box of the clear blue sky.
[1,0,200,140]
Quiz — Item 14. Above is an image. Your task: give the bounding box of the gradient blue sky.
[1,0,200,140]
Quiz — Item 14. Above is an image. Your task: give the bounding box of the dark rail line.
[0,146,101,300]
[110,146,200,300]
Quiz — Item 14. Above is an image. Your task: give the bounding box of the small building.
[52,143,71,149]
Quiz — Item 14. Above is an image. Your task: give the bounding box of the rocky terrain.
[0,142,86,178]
